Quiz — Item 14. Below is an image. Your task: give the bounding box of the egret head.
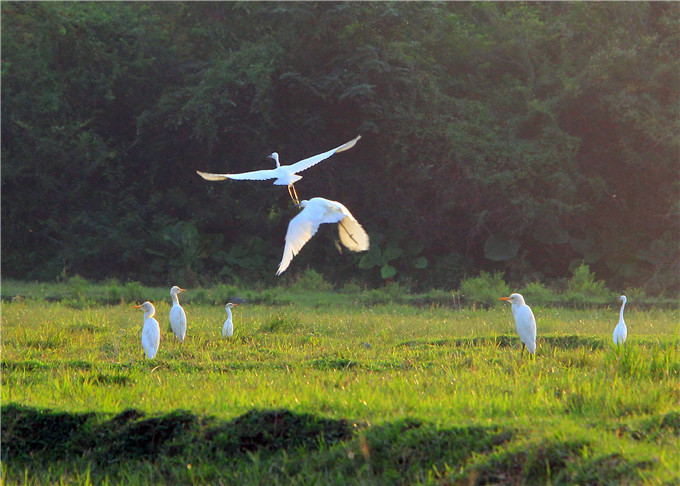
[499,293,526,306]
[133,301,155,316]
[296,200,309,210]
[225,303,238,311]
[170,285,186,296]
[268,152,280,167]
[619,295,627,304]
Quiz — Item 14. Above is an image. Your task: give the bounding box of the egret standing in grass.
[276,197,369,275]
[169,285,187,343]
[196,135,361,204]
[134,301,160,359]
[222,303,238,338]
[499,293,537,356]
[613,295,628,346]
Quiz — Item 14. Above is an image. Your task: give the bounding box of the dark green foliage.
[459,271,511,307]
[2,3,678,294]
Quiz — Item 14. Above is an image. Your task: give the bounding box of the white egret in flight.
[134,301,160,359]
[613,295,628,346]
[222,303,239,338]
[169,285,187,343]
[277,197,369,275]
[499,293,537,356]
[196,135,361,204]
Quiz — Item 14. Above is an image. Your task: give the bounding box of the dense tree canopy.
[2,2,678,294]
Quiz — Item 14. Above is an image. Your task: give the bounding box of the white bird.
[222,303,239,338]
[499,293,537,356]
[277,197,369,275]
[169,285,187,343]
[613,295,628,346]
[134,301,160,359]
[196,135,361,204]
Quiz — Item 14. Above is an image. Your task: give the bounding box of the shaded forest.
[2,2,678,294]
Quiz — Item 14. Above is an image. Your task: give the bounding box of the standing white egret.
[613,295,628,346]
[276,197,369,275]
[499,293,537,356]
[169,285,187,343]
[134,301,160,359]
[222,303,239,338]
[196,135,361,204]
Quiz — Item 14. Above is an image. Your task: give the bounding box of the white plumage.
[169,285,187,343]
[613,295,628,346]
[276,197,369,275]
[500,293,537,356]
[222,303,238,338]
[134,301,160,359]
[196,135,361,204]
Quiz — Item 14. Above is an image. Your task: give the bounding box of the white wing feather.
[169,305,187,343]
[142,318,160,359]
[513,305,537,354]
[197,169,278,182]
[287,135,361,174]
[276,202,328,275]
[276,198,369,275]
[338,216,370,252]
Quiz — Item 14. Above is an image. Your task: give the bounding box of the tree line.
[2,2,678,294]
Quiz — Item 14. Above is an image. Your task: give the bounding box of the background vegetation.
[2,2,679,294]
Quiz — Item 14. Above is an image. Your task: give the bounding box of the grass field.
[1,284,679,485]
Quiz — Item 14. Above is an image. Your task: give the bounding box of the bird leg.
[288,184,301,205]
[521,343,525,357]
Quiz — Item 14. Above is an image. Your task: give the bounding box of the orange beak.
[499,297,510,301]
[133,304,142,309]
[179,288,187,292]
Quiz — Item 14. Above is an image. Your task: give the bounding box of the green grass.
[1,287,679,484]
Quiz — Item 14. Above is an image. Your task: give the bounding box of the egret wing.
[276,202,328,275]
[196,171,230,181]
[222,168,279,181]
[338,216,370,252]
[287,135,361,174]
[514,305,537,353]
[169,306,187,342]
[222,319,233,338]
[197,169,278,181]
[142,318,160,359]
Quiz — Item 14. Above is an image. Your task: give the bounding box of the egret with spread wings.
[197,135,361,204]
[277,197,369,275]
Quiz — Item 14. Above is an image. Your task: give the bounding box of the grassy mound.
[3,404,675,485]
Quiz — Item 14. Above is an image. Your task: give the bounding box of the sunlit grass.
[1,298,678,484]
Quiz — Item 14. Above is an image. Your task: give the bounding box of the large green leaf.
[381,264,397,279]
